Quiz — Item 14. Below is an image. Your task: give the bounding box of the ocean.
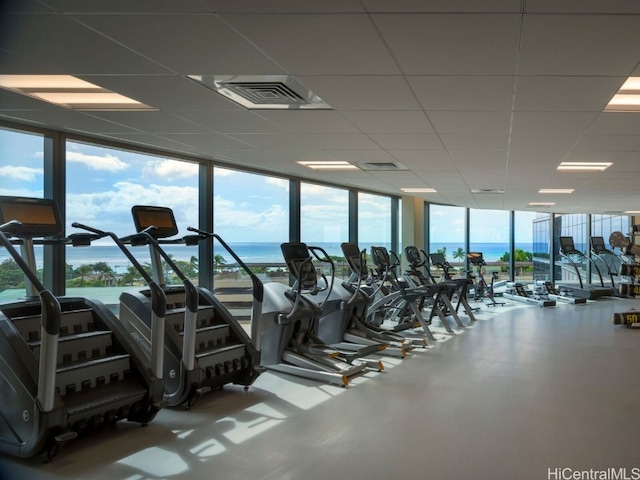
[0,242,531,272]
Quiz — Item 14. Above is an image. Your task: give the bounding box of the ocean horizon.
[1,242,533,272]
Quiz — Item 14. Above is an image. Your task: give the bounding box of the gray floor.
[3,297,640,480]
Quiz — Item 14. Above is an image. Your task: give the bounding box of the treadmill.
[556,236,613,300]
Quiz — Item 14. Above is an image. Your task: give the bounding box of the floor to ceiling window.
[469,208,510,283]
[532,213,552,282]
[513,211,538,282]
[300,182,349,279]
[358,192,392,257]
[0,128,45,302]
[212,167,290,321]
[65,140,199,311]
[428,204,466,276]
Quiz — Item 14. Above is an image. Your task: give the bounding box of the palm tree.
[213,254,227,273]
[452,247,465,262]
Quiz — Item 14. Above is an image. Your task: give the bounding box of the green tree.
[0,258,26,291]
[213,254,227,273]
[452,247,465,262]
[436,246,447,260]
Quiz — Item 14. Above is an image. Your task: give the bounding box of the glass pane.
[513,211,537,283]
[428,204,466,277]
[65,140,199,313]
[358,192,392,257]
[532,213,552,282]
[591,214,631,289]
[213,167,290,323]
[0,128,45,303]
[469,208,510,286]
[301,182,349,280]
[554,214,588,288]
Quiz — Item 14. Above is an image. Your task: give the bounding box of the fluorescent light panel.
[538,189,574,194]
[401,187,437,193]
[604,77,640,111]
[624,210,640,214]
[0,75,154,111]
[297,161,359,170]
[529,202,555,206]
[557,162,612,172]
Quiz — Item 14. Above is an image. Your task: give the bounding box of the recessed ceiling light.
[624,210,640,214]
[0,74,155,111]
[297,161,359,170]
[529,202,555,207]
[538,189,574,194]
[401,187,437,193]
[604,77,640,112]
[557,162,612,172]
[470,188,504,194]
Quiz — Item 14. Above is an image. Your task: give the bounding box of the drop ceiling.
[1,0,640,214]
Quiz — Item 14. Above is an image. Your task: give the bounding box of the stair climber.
[92,205,262,408]
[0,196,164,461]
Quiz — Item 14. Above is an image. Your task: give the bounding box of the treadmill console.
[0,196,62,237]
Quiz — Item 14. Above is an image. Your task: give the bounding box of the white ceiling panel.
[509,133,580,150]
[298,76,422,111]
[1,14,170,74]
[387,150,453,169]
[86,111,214,134]
[368,134,443,150]
[1,109,139,134]
[324,150,398,163]
[173,111,284,135]
[364,0,522,13]
[221,14,399,75]
[255,111,360,134]
[202,0,365,13]
[40,0,208,13]
[514,76,624,111]
[297,134,380,150]
[80,75,242,112]
[373,14,521,75]
[573,135,640,152]
[519,15,640,75]
[429,111,511,134]
[159,133,255,152]
[102,133,201,153]
[72,14,284,75]
[408,76,514,111]
[340,111,433,134]
[511,112,599,134]
[439,134,508,150]
[525,0,640,14]
[226,134,313,150]
[587,113,640,135]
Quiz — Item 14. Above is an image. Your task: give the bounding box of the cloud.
[265,177,289,189]
[143,159,198,179]
[66,182,199,237]
[214,167,236,177]
[66,151,129,172]
[0,165,43,181]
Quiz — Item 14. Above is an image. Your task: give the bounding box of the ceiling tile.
[369,133,443,150]
[174,111,285,134]
[221,14,399,75]
[85,111,214,134]
[439,134,508,150]
[373,14,521,74]
[340,111,433,133]
[202,0,365,13]
[429,111,511,134]
[519,15,640,75]
[40,0,208,12]
[364,0,522,12]
[408,76,514,110]
[255,111,360,134]
[511,112,599,134]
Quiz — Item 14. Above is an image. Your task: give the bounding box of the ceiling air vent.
[359,161,407,171]
[222,82,307,106]
[470,188,504,194]
[187,74,331,110]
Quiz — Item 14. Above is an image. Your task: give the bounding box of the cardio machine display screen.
[590,236,606,253]
[559,237,576,254]
[131,205,179,238]
[0,197,62,237]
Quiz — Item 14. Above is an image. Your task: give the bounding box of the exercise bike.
[466,252,504,307]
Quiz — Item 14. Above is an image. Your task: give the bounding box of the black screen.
[590,236,606,253]
[0,196,62,237]
[131,205,179,238]
[559,236,576,254]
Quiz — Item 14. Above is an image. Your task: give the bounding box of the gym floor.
[2,297,640,480]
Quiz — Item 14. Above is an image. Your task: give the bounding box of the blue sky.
[1,128,534,244]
